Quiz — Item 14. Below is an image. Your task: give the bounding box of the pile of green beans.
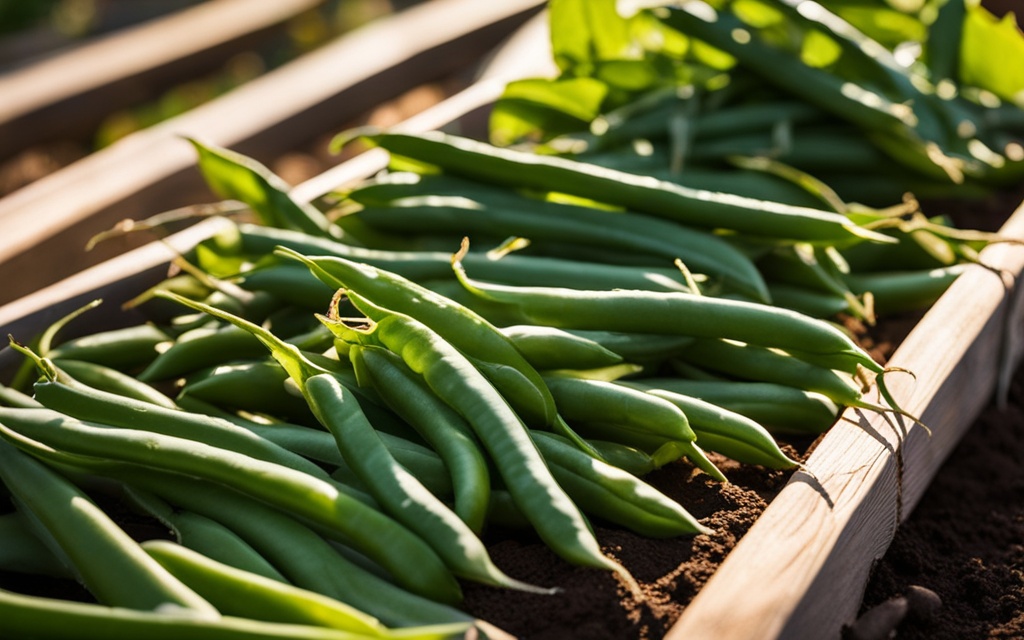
[5,1,1019,634]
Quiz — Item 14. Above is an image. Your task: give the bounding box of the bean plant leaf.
[550,0,635,76]
[959,3,1024,105]
[188,138,339,239]
[490,77,609,146]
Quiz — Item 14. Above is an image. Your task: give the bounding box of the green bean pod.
[352,345,491,533]
[542,376,725,481]
[0,383,42,408]
[658,6,916,136]
[144,499,289,583]
[233,221,694,293]
[356,130,895,245]
[672,337,885,411]
[0,408,460,603]
[560,329,697,365]
[47,323,171,371]
[0,587,471,639]
[305,373,552,595]
[0,440,217,614]
[350,191,769,301]
[585,440,658,477]
[278,246,600,456]
[180,360,318,424]
[622,384,799,469]
[137,324,267,382]
[499,325,624,371]
[842,264,966,316]
[32,378,335,482]
[279,249,555,420]
[452,248,884,376]
[141,540,387,635]
[531,431,709,537]
[52,358,179,409]
[325,292,629,580]
[120,472,478,629]
[766,283,850,319]
[236,263,338,310]
[0,511,73,578]
[630,378,840,434]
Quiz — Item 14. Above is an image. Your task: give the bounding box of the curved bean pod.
[119,472,478,629]
[326,292,629,580]
[633,378,840,434]
[621,384,799,469]
[499,325,624,372]
[531,431,710,537]
[542,376,725,481]
[451,245,884,376]
[0,587,470,639]
[141,540,386,635]
[352,345,491,533]
[278,246,600,456]
[305,373,552,595]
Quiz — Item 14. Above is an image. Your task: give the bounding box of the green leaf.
[801,29,844,68]
[489,77,608,146]
[550,0,634,75]
[837,5,927,50]
[501,77,609,122]
[188,138,338,238]
[960,4,1024,105]
[595,59,661,91]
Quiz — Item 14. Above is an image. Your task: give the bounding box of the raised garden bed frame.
[1,8,1023,640]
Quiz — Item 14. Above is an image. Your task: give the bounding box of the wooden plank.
[666,201,1024,640]
[291,9,556,200]
[0,1,203,70]
[0,0,545,307]
[0,217,233,370]
[289,11,556,203]
[0,0,324,160]
[0,64,518,365]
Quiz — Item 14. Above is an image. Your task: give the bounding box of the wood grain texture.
[0,70,504,372]
[666,201,1024,640]
[0,0,544,305]
[0,0,324,160]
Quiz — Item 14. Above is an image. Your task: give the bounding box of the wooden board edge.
[0,0,324,158]
[0,62,511,376]
[0,0,545,305]
[0,217,233,373]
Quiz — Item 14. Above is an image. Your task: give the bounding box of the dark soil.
[849,367,1024,640]
[461,448,808,640]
